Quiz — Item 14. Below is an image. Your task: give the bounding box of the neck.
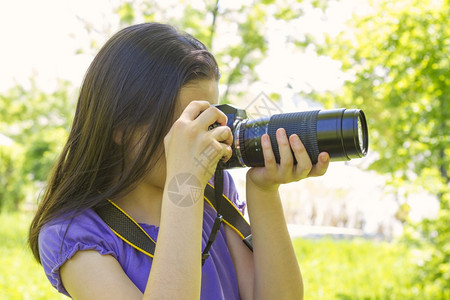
[114,181,164,227]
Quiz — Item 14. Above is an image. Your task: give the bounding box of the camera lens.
[358,117,364,151]
[333,108,368,160]
[232,108,368,168]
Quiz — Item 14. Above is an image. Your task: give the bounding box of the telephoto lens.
[214,104,369,169]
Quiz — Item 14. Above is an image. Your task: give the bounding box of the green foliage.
[294,237,434,299]
[308,0,449,296]
[0,81,75,211]
[313,0,449,191]
[402,192,450,297]
[116,2,134,24]
[0,212,65,299]
[0,144,26,211]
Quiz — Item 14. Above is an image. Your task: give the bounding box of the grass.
[294,238,421,299]
[0,211,443,299]
[0,212,65,299]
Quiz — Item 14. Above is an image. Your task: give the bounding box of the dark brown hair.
[29,23,219,262]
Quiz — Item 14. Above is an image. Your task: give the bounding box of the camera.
[213,104,368,169]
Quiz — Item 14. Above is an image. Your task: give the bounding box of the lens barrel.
[232,108,368,167]
[316,108,368,162]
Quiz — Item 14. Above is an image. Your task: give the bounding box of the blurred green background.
[0,0,448,299]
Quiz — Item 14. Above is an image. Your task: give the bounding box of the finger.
[220,143,233,163]
[277,128,294,169]
[210,126,233,146]
[205,142,232,165]
[180,100,211,121]
[308,152,329,177]
[195,106,227,129]
[289,134,312,178]
[261,134,277,173]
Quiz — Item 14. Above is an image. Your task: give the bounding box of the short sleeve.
[38,209,118,296]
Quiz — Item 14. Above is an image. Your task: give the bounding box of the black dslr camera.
[214,104,368,169]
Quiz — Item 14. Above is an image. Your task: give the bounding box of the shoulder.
[39,208,118,259]
[39,208,119,296]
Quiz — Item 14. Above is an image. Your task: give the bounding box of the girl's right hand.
[163,100,233,185]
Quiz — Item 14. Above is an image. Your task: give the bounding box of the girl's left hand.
[247,128,330,192]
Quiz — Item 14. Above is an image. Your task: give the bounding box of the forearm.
[144,100,232,299]
[144,176,204,299]
[246,177,303,300]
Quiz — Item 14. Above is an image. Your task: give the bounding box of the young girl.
[29,23,329,299]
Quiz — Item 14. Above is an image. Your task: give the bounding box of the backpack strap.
[95,183,253,259]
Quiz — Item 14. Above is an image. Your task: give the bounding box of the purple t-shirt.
[39,172,246,299]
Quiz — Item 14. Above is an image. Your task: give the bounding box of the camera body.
[213,104,368,169]
[211,104,249,169]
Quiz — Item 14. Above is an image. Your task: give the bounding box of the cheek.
[171,101,184,123]
[143,149,167,186]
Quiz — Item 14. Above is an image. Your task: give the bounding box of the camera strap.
[95,169,253,265]
[201,164,224,265]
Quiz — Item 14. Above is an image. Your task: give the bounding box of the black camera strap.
[95,168,253,265]
[201,165,224,265]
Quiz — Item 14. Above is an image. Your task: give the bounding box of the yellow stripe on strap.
[108,226,154,258]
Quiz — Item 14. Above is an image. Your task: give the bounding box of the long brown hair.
[29,23,220,262]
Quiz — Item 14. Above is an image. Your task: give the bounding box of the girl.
[29,23,329,299]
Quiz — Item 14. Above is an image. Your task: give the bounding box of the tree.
[114,0,273,103]
[0,80,75,211]
[309,0,449,297]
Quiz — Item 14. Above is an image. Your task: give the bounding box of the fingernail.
[276,128,285,138]
[291,134,300,146]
